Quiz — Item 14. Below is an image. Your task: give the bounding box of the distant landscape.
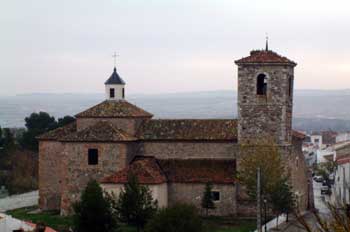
[1,89,350,132]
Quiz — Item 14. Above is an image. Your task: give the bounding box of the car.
[321,186,332,195]
[314,176,324,182]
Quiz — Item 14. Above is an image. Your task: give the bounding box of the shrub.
[73,180,117,232]
[145,203,204,232]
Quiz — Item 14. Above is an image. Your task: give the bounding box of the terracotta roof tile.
[158,159,235,184]
[36,122,77,140]
[101,156,167,184]
[75,100,153,118]
[138,119,237,141]
[292,130,306,140]
[235,50,296,66]
[61,121,137,142]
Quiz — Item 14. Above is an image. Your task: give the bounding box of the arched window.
[257,74,267,95]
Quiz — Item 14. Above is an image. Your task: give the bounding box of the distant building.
[37,47,310,216]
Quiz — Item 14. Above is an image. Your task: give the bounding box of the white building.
[333,157,350,205]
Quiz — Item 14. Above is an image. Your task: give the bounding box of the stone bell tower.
[234,45,297,146]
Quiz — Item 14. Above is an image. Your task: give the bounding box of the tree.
[20,112,57,151]
[270,178,295,228]
[3,128,15,151]
[57,116,75,128]
[237,141,288,201]
[115,173,158,231]
[73,180,116,232]
[145,203,204,232]
[201,182,215,216]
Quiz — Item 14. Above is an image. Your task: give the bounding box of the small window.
[288,76,293,96]
[122,88,125,98]
[211,191,220,202]
[257,74,267,95]
[110,88,115,98]
[88,149,98,165]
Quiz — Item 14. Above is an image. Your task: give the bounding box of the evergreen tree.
[3,128,15,151]
[57,116,75,128]
[115,173,158,231]
[73,180,117,232]
[270,178,295,228]
[0,126,3,151]
[201,182,215,216]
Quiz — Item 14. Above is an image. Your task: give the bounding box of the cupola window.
[257,74,267,95]
[110,88,115,98]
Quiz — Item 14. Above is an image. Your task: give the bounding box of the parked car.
[314,176,324,182]
[321,186,332,195]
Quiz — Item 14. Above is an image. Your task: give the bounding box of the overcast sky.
[1,0,350,96]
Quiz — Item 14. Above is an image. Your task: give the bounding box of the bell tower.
[235,46,297,145]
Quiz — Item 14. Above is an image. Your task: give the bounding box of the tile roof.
[292,130,306,140]
[75,100,153,118]
[235,50,296,66]
[138,119,237,141]
[158,159,235,184]
[105,67,125,85]
[101,156,167,184]
[337,156,350,165]
[60,121,137,142]
[102,157,236,185]
[36,122,77,140]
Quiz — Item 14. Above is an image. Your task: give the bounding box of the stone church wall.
[140,141,238,159]
[38,141,64,211]
[168,183,236,216]
[60,142,133,215]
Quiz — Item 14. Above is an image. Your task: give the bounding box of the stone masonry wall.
[237,65,294,145]
[140,141,238,159]
[168,183,236,216]
[60,142,135,215]
[38,141,63,211]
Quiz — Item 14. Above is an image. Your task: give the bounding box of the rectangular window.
[122,88,125,98]
[88,149,98,165]
[110,88,115,98]
[211,191,220,202]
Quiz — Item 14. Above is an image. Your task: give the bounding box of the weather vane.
[112,52,119,68]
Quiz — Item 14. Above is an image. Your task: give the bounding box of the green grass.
[6,206,73,231]
[7,207,255,232]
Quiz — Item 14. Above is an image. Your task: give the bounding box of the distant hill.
[1,89,350,132]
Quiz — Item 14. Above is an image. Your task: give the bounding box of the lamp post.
[263,198,267,232]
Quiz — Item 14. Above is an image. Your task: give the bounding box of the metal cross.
[112,52,119,67]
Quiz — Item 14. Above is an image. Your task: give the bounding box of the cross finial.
[112,52,119,69]
[265,33,269,51]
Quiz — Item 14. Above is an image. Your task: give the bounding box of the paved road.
[0,191,38,212]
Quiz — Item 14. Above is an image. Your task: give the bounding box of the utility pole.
[257,167,262,232]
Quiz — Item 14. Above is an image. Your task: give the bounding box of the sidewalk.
[0,191,38,212]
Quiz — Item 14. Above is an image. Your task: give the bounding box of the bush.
[73,180,117,232]
[145,203,204,232]
[115,173,157,231]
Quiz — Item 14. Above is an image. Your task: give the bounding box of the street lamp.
[263,198,267,232]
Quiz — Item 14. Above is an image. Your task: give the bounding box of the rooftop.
[75,100,153,118]
[102,157,236,185]
[235,50,296,66]
[105,67,125,85]
[137,119,237,141]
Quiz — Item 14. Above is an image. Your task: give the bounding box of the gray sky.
[1,0,350,96]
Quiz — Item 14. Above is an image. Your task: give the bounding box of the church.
[37,46,310,216]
